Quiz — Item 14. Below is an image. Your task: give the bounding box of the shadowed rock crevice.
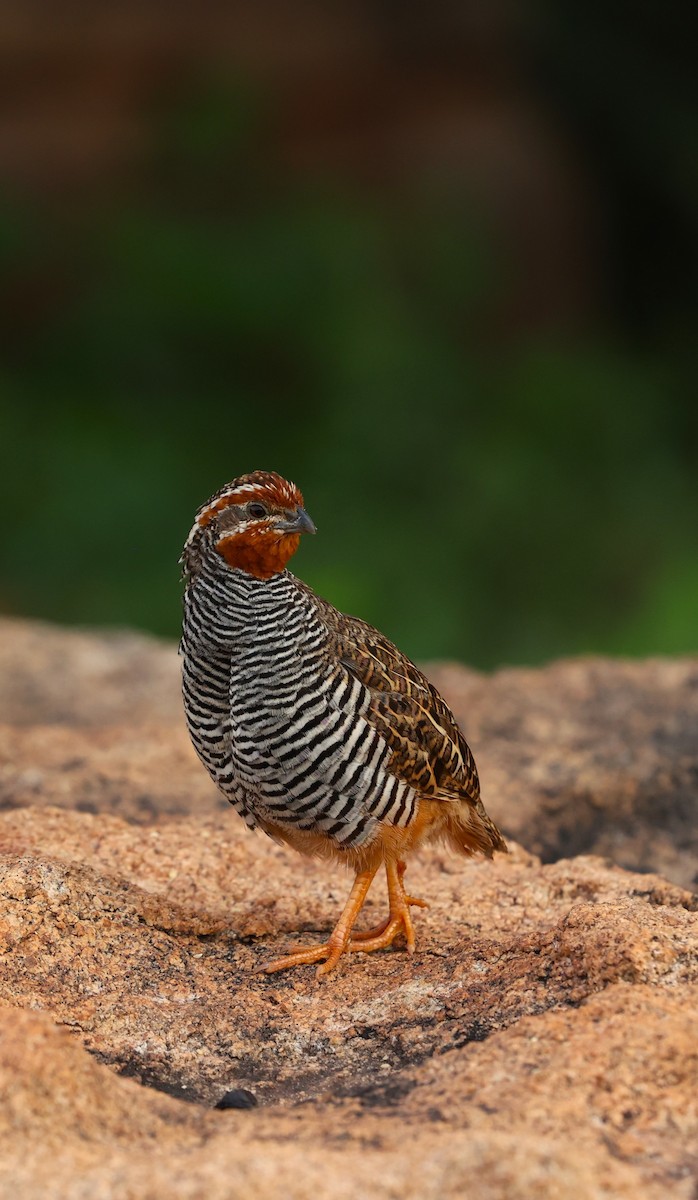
[0,833,694,1110]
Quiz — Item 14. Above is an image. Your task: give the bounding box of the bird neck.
[183,547,308,653]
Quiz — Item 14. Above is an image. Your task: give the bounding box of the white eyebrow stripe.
[196,487,257,523]
[195,475,304,526]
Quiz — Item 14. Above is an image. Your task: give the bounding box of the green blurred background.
[0,2,696,669]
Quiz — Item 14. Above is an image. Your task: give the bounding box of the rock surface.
[0,617,696,1198]
[1,619,696,885]
[428,657,698,889]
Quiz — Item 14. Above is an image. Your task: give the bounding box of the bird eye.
[248,502,268,519]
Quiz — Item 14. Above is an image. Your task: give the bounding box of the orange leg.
[348,859,427,955]
[350,860,428,943]
[258,866,379,977]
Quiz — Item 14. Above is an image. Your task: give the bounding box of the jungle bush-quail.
[181,470,507,975]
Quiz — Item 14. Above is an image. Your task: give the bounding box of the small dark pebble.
[215,1088,258,1110]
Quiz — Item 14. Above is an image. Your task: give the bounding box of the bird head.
[183,470,316,580]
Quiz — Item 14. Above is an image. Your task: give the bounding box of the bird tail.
[446,798,508,859]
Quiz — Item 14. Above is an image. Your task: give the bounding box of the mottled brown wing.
[333,612,481,806]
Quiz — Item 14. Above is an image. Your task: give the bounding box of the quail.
[181,470,506,975]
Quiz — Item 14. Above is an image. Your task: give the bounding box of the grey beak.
[282,507,316,535]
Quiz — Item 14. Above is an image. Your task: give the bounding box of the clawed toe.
[256,940,340,974]
[348,912,415,955]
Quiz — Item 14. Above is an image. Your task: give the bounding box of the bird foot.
[349,898,420,955]
[257,867,378,977]
[255,860,427,977]
[257,900,418,977]
[351,859,427,945]
[351,893,428,943]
